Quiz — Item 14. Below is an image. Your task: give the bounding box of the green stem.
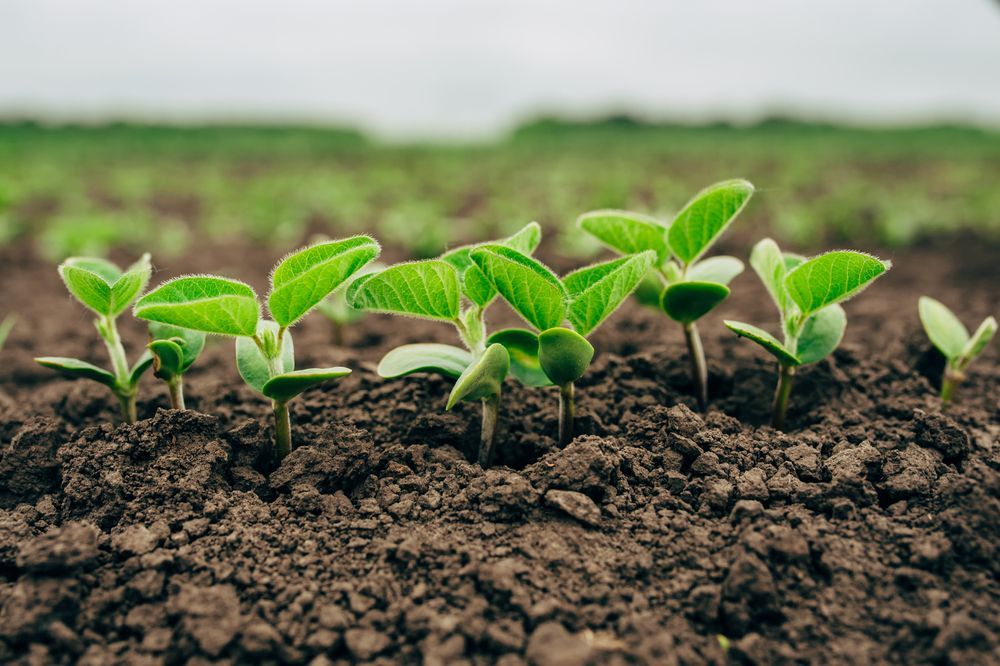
[940,367,963,409]
[771,364,796,430]
[117,391,137,424]
[478,393,501,468]
[683,321,709,411]
[273,400,292,462]
[99,316,131,385]
[558,382,575,446]
[167,376,185,410]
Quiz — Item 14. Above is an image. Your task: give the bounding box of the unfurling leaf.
[135,275,260,337]
[147,338,185,379]
[262,367,352,402]
[668,179,754,265]
[723,321,801,366]
[446,343,509,409]
[564,251,656,335]
[576,210,670,264]
[537,327,594,386]
[487,328,552,387]
[376,343,473,379]
[34,356,117,388]
[794,304,846,365]
[470,245,566,331]
[918,296,969,360]
[148,322,206,375]
[784,251,890,318]
[660,281,730,324]
[236,321,294,394]
[346,260,461,322]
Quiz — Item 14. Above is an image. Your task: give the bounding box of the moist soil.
[0,237,997,665]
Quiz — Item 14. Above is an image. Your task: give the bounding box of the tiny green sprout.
[35,255,154,423]
[469,244,656,446]
[0,314,14,355]
[315,261,385,345]
[918,296,996,407]
[147,322,206,410]
[135,236,379,463]
[578,179,754,410]
[347,223,540,467]
[725,239,891,429]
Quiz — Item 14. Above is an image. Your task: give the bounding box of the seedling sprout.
[918,296,996,407]
[147,322,206,410]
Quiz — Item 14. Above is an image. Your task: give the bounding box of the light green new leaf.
[577,210,670,264]
[564,251,656,335]
[441,222,542,308]
[346,260,461,322]
[377,343,472,379]
[795,304,847,365]
[262,367,352,402]
[35,356,116,388]
[135,275,260,337]
[785,251,890,318]
[148,321,206,373]
[660,281,730,324]
[487,328,552,387]
[504,221,543,254]
[268,236,380,327]
[63,257,121,283]
[59,263,112,316]
[470,245,566,331]
[668,179,754,265]
[724,320,801,366]
[538,327,594,386]
[236,321,294,394]
[446,343,509,409]
[918,296,968,360]
[959,316,997,365]
[687,255,744,285]
[749,238,791,313]
[109,254,152,317]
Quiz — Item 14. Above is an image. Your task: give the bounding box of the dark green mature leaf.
[34,356,116,388]
[795,304,846,365]
[135,276,260,337]
[262,367,351,402]
[749,238,791,314]
[687,255,744,285]
[538,327,594,386]
[564,251,656,335]
[347,260,461,322]
[148,322,206,373]
[446,343,510,409]
[577,210,670,264]
[268,236,380,327]
[918,296,968,360]
[376,343,472,379]
[236,321,294,394]
[961,316,997,364]
[724,320,801,366]
[785,251,891,318]
[668,179,754,265]
[660,281,730,324]
[470,245,566,331]
[487,328,552,387]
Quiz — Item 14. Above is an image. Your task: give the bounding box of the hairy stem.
[683,321,709,411]
[558,382,575,446]
[478,393,501,468]
[771,364,796,430]
[167,376,185,410]
[272,400,292,462]
[99,316,131,384]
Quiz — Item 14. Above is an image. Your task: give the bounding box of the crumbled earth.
[0,239,997,664]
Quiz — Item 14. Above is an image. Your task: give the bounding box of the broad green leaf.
[63,257,121,283]
[538,327,594,386]
[148,322,206,372]
[262,367,352,402]
[688,255,744,286]
[135,276,260,337]
[59,263,112,316]
[724,320,801,366]
[749,238,791,314]
[109,254,151,317]
[785,251,891,318]
[633,271,665,308]
[959,316,997,365]
[441,222,542,308]
[346,260,460,322]
[487,328,553,387]
[795,304,846,365]
[668,179,754,265]
[446,343,510,409]
[918,296,968,360]
[268,236,380,328]
[236,321,294,394]
[376,343,472,379]
[564,251,656,335]
[148,339,185,379]
[504,221,543,254]
[470,245,567,331]
[35,356,116,388]
[129,351,154,386]
[577,210,670,264]
[660,281,730,324]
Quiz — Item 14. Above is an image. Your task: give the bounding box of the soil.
[0,236,997,665]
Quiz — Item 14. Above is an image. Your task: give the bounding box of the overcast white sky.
[1,0,999,138]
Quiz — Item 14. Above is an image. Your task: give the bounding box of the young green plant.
[578,179,754,410]
[918,296,996,407]
[134,236,379,462]
[469,244,656,446]
[35,255,154,423]
[346,223,541,467]
[147,322,206,410]
[725,239,891,429]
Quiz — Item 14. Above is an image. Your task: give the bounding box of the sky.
[1,0,999,139]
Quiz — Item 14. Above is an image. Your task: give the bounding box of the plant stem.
[771,364,796,430]
[117,392,137,424]
[99,316,131,384]
[478,393,501,468]
[273,400,292,462]
[558,382,575,446]
[683,321,709,411]
[940,367,963,409]
[167,376,185,410]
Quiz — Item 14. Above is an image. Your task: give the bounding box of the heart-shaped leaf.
[687,255,744,286]
[724,320,801,366]
[262,367,352,402]
[376,343,473,379]
[446,343,509,409]
[668,179,754,265]
[660,281,730,324]
[784,251,891,318]
[538,327,594,386]
[470,245,567,331]
[236,321,294,394]
[960,316,997,365]
[564,251,656,335]
[487,328,553,387]
[35,356,117,388]
[346,260,461,322]
[148,322,206,373]
[576,210,670,264]
[135,275,260,337]
[795,304,847,365]
[918,296,969,361]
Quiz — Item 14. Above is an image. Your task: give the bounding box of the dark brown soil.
[0,237,997,665]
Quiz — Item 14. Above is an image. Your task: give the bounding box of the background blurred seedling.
[918,296,996,407]
[0,314,14,354]
[35,255,154,423]
[147,322,206,410]
[578,179,754,410]
[470,244,655,446]
[135,236,379,463]
[347,223,540,467]
[316,261,385,346]
[726,240,891,429]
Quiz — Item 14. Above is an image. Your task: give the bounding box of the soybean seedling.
[725,239,891,429]
[347,223,541,467]
[578,179,754,410]
[35,255,154,423]
[147,322,206,410]
[918,296,996,407]
[134,236,380,462]
[316,261,385,345]
[470,244,656,446]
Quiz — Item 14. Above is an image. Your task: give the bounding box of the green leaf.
[268,235,380,328]
[446,343,509,409]
[918,296,969,360]
[959,316,997,365]
[376,343,472,379]
[668,179,754,265]
[35,356,116,388]
[660,281,730,324]
[576,210,670,264]
[148,339,185,379]
[59,263,112,316]
[504,221,543,254]
[109,253,151,317]
[63,257,121,283]
[564,251,656,335]
[148,322,206,373]
[135,275,260,337]
[687,255,744,286]
[784,251,891,318]
[795,304,846,365]
[724,320,801,366]
[749,238,791,314]
[470,245,567,331]
[129,350,154,386]
[632,271,665,308]
[262,367,352,402]
[487,328,553,387]
[538,327,594,386]
[236,321,294,394]
[346,260,461,322]
[441,222,543,308]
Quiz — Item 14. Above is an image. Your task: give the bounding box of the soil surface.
[0,237,997,665]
